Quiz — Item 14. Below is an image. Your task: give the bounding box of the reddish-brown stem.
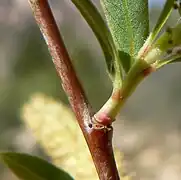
[28,0,119,179]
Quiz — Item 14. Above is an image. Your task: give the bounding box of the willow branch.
[28,0,119,179]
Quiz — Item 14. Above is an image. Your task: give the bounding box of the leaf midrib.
[122,0,134,57]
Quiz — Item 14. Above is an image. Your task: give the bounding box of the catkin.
[22,94,130,180]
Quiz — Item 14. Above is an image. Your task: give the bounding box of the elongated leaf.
[71,0,120,77]
[154,24,181,51]
[0,152,74,180]
[151,0,175,42]
[101,0,149,72]
[145,23,181,67]
[155,54,181,69]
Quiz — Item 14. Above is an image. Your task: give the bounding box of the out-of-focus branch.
[28,0,119,179]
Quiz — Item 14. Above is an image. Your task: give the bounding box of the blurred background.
[0,0,181,179]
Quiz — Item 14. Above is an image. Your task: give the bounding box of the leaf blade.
[71,0,119,77]
[151,0,175,42]
[101,0,149,72]
[145,23,181,67]
[0,152,74,180]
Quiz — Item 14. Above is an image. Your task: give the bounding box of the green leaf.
[71,0,120,78]
[144,23,181,68]
[151,0,175,42]
[154,50,181,68]
[171,57,181,63]
[155,54,181,69]
[0,152,74,180]
[154,24,181,52]
[100,0,149,72]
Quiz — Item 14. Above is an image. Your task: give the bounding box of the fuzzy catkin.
[22,94,130,180]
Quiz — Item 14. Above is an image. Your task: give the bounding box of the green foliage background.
[0,0,181,179]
